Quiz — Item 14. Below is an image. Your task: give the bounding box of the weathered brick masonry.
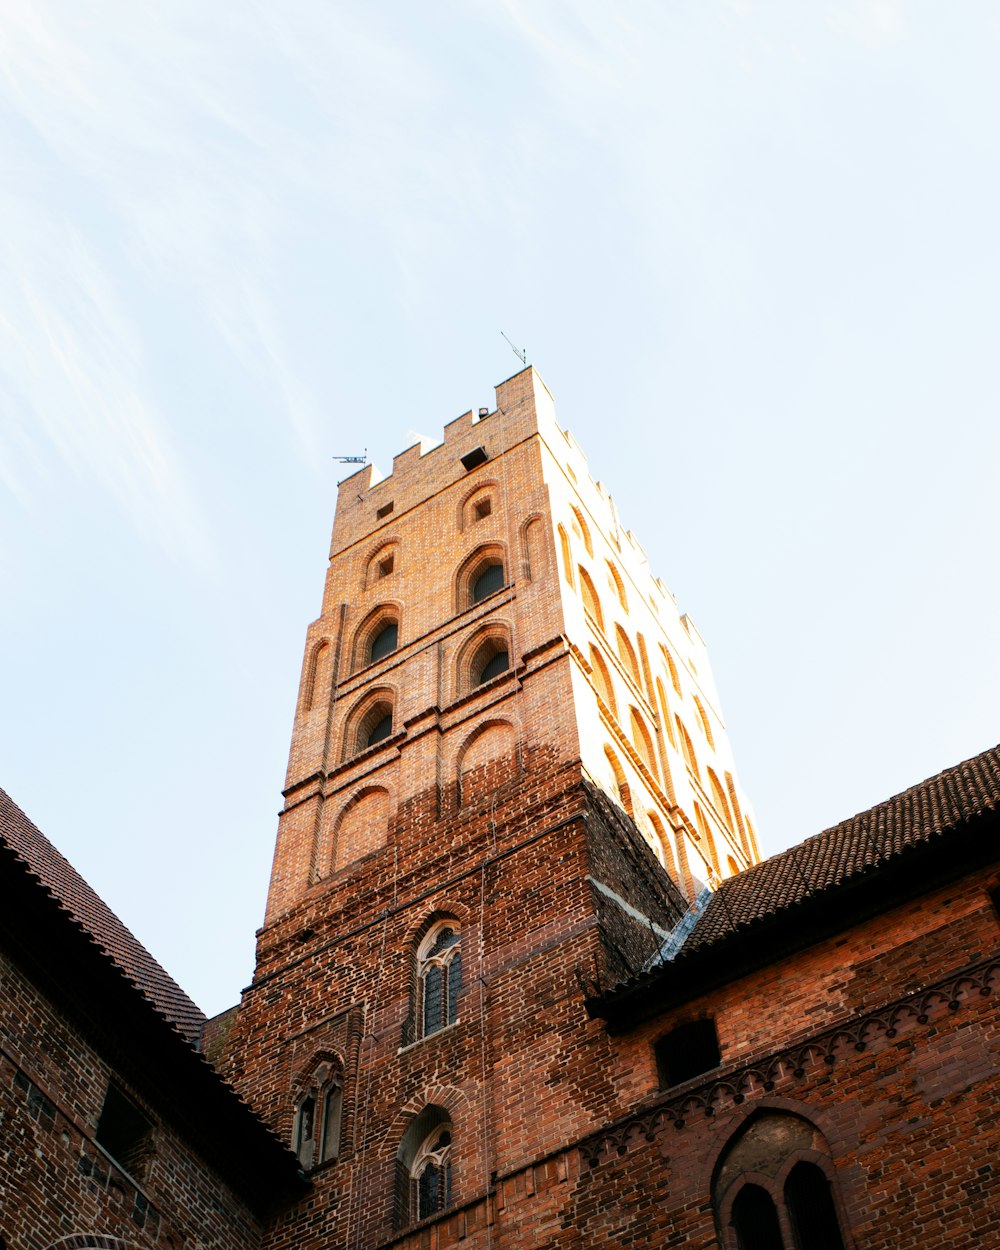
[4,366,999,1250]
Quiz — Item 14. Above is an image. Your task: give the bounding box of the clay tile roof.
[682,743,1000,955]
[0,788,205,1044]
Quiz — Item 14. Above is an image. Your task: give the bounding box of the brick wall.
[0,947,264,1250]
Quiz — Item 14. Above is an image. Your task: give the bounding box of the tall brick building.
[3,366,999,1249]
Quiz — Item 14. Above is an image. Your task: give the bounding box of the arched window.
[571,505,593,556]
[457,545,507,610]
[694,695,716,748]
[352,608,401,671]
[714,1113,848,1250]
[470,637,510,686]
[708,768,734,830]
[370,620,398,663]
[662,644,683,697]
[395,1106,453,1228]
[345,693,396,757]
[731,1184,783,1250]
[459,625,513,694]
[694,802,719,875]
[629,707,657,776]
[656,678,677,748]
[472,562,504,602]
[616,626,641,688]
[647,810,677,876]
[293,1067,343,1169]
[417,923,462,1037]
[578,567,604,630]
[363,705,393,747]
[557,524,575,587]
[604,745,633,817]
[676,717,699,778]
[784,1162,846,1250]
[589,645,617,717]
[606,560,628,610]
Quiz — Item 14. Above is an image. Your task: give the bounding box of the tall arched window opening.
[731,1184,783,1250]
[713,1112,848,1250]
[418,923,462,1037]
[784,1162,846,1250]
[395,1106,454,1228]
[293,1070,343,1169]
[579,567,604,630]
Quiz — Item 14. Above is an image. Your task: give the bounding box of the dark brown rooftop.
[591,742,1000,1024]
[0,787,205,1044]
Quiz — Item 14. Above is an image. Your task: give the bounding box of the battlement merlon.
[329,366,558,555]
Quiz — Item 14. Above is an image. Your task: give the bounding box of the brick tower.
[226,366,759,1248]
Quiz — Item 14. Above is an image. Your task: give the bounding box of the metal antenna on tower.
[333,449,367,465]
[500,331,527,367]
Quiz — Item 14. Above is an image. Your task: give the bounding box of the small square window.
[376,501,394,520]
[460,447,488,472]
[474,499,492,521]
[655,1019,721,1089]
[378,555,395,578]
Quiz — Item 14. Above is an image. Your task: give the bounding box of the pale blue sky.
[2,2,998,1015]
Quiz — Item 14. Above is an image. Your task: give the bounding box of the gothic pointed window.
[294,1093,316,1168]
[394,1105,454,1229]
[784,1163,846,1250]
[713,1112,848,1250]
[418,922,462,1037]
[414,1126,452,1219]
[731,1184,783,1250]
[293,1069,343,1169]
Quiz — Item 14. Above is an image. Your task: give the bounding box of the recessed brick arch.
[456,719,518,805]
[456,478,500,531]
[519,512,545,582]
[455,620,513,697]
[363,537,400,588]
[350,602,402,673]
[383,1083,473,1151]
[341,686,398,760]
[711,1108,852,1250]
[331,785,392,871]
[44,1240,138,1250]
[301,637,333,713]
[455,542,507,612]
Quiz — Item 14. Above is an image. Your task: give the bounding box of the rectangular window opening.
[96,1084,154,1179]
[376,501,394,519]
